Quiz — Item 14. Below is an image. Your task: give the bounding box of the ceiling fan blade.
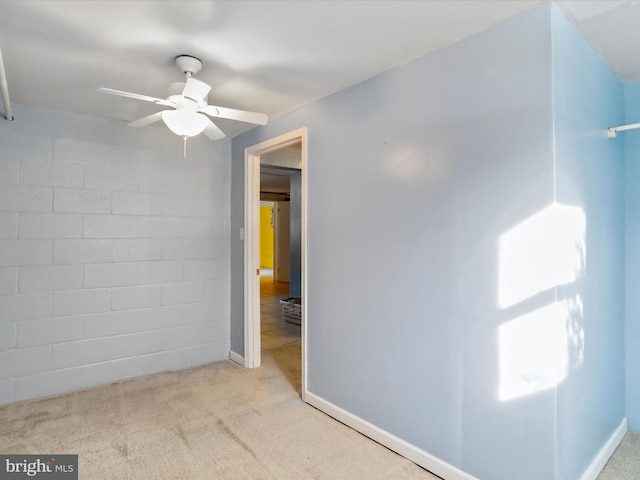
[98,87,173,107]
[128,111,166,127]
[200,105,268,125]
[202,119,226,140]
[181,78,211,102]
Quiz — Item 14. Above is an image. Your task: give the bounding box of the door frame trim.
[243,127,307,399]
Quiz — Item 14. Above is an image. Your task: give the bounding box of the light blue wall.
[230,142,244,354]
[234,5,557,479]
[551,6,626,479]
[231,3,627,479]
[624,81,640,431]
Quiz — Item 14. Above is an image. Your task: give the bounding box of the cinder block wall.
[0,104,231,404]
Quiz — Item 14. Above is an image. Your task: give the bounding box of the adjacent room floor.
[260,269,301,354]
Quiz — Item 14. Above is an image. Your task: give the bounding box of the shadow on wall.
[497,202,586,402]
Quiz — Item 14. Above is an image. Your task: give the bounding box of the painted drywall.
[551,7,626,479]
[0,103,231,405]
[231,4,574,478]
[624,81,640,432]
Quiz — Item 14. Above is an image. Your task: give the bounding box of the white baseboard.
[229,350,245,366]
[305,391,627,480]
[304,391,478,480]
[580,417,628,480]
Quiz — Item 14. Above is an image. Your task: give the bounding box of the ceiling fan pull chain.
[183,136,187,158]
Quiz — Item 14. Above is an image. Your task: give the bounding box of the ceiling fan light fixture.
[98,54,267,149]
[161,109,208,137]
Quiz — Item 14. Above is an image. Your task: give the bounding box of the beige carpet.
[597,431,640,480]
[0,342,439,479]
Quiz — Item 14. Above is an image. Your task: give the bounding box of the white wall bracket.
[608,122,640,138]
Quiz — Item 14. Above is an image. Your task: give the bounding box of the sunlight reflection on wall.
[499,203,586,309]
[498,203,586,402]
[499,295,584,401]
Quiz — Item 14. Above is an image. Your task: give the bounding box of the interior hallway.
[260,268,301,353]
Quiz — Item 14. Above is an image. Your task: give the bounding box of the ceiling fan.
[98,55,268,154]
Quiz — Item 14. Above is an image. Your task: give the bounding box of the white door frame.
[244,127,307,398]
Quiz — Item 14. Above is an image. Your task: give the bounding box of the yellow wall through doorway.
[260,205,274,268]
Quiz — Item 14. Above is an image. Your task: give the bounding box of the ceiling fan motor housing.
[167,82,186,97]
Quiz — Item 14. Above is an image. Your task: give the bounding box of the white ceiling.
[555,0,640,83]
[0,1,639,139]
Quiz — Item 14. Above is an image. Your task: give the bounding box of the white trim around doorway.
[243,127,308,400]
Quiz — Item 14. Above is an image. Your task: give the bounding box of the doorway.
[244,128,307,399]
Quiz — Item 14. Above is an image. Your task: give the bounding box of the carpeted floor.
[0,342,439,479]
[597,430,640,480]
[2,340,638,479]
